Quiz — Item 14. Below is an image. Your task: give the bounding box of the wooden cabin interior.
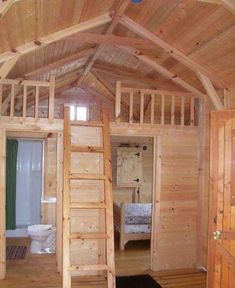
[0,0,234,287]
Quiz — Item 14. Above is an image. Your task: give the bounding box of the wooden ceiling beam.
[92,63,184,91]
[0,13,112,64]
[197,72,224,110]
[221,0,235,16]
[67,32,157,50]
[77,0,130,86]
[0,0,17,18]
[119,15,228,89]
[0,56,19,81]
[24,48,95,79]
[119,46,206,98]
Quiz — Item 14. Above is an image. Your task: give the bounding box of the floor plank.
[0,238,206,287]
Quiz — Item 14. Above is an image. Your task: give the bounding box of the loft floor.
[0,238,206,287]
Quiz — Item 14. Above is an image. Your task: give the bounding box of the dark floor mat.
[6,246,27,260]
[116,274,162,288]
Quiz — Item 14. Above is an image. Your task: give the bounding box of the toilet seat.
[28,224,52,233]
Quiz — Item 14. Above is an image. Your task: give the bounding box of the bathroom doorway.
[6,139,43,238]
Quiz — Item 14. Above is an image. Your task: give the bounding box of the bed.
[113,202,152,251]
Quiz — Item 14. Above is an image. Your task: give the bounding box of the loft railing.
[0,76,55,121]
[115,81,199,127]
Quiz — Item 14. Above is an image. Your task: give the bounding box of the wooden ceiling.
[0,0,234,102]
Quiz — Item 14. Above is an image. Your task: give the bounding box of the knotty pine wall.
[155,129,200,270]
[27,87,208,270]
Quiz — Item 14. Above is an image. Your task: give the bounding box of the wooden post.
[102,110,116,288]
[161,94,165,125]
[22,85,27,119]
[151,136,161,270]
[150,93,154,125]
[140,91,144,124]
[115,81,121,123]
[56,132,63,274]
[0,84,2,118]
[10,84,15,119]
[35,86,39,120]
[129,91,133,124]
[190,97,195,126]
[171,95,175,125]
[0,128,6,279]
[180,96,185,127]
[63,106,71,287]
[49,75,55,122]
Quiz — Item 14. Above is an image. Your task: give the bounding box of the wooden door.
[208,111,235,287]
[116,147,142,187]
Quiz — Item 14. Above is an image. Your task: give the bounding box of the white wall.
[16,140,43,227]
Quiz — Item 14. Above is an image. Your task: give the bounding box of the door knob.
[213,230,221,240]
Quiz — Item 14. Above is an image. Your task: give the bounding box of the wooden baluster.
[171,95,175,125]
[150,93,154,125]
[161,94,165,125]
[0,84,2,119]
[10,84,15,119]
[35,86,39,120]
[115,81,121,123]
[129,91,133,124]
[23,85,27,119]
[190,97,195,126]
[180,96,185,127]
[49,75,55,121]
[140,91,144,124]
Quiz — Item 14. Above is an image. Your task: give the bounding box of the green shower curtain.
[6,139,18,230]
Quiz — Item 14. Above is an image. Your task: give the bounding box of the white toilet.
[27,224,56,254]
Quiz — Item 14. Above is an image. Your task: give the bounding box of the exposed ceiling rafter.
[0,13,112,64]
[118,46,206,98]
[118,15,228,89]
[197,72,224,110]
[77,0,131,86]
[67,32,157,50]
[91,63,184,91]
[0,56,19,81]
[24,48,95,79]
[0,0,17,18]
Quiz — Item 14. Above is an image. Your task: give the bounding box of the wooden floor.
[0,238,206,287]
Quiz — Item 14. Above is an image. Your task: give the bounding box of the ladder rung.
[71,146,104,153]
[69,173,106,180]
[70,233,109,240]
[70,264,109,271]
[70,121,104,127]
[70,202,106,209]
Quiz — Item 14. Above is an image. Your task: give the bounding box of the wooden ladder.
[63,106,115,288]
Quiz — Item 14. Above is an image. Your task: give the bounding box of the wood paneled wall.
[41,135,57,226]
[155,129,199,270]
[111,140,153,204]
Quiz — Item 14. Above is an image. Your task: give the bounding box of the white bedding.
[125,224,151,234]
[125,203,152,225]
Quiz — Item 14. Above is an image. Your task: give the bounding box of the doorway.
[6,139,43,238]
[111,135,155,275]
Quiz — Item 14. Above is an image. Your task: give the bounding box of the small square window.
[76,106,88,121]
[70,105,88,121]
